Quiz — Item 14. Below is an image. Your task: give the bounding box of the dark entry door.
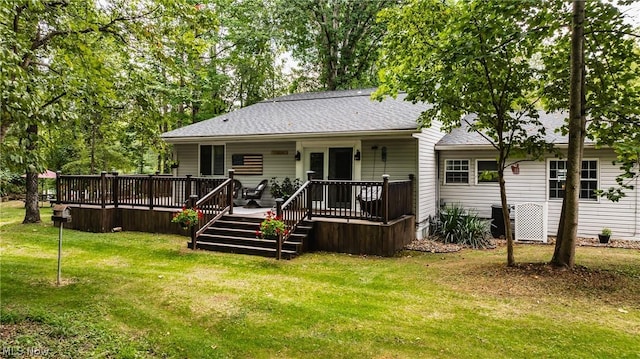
[328,148,353,208]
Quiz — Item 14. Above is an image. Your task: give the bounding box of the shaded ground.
[406,235,640,253]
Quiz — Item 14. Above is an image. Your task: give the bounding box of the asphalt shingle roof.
[161,88,428,140]
[435,111,586,147]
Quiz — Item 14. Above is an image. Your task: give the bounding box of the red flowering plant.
[172,207,204,228]
[256,210,289,239]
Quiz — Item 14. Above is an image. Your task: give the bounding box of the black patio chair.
[358,186,382,218]
[242,179,268,208]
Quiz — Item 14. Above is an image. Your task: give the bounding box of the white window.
[548,160,598,201]
[476,160,499,183]
[445,159,469,184]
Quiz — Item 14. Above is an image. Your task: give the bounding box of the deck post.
[112,172,119,208]
[100,171,107,209]
[382,174,390,224]
[188,194,198,250]
[55,171,62,204]
[148,174,154,210]
[409,174,415,215]
[227,169,235,215]
[275,198,284,260]
[306,171,314,219]
[185,175,192,201]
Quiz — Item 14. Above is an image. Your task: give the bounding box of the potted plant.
[255,210,288,240]
[269,177,302,201]
[171,207,203,229]
[598,227,611,244]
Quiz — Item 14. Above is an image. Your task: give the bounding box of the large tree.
[0,0,155,222]
[1,0,287,222]
[541,0,640,267]
[376,0,555,266]
[276,0,397,91]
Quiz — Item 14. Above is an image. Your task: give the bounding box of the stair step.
[195,242,298,259]
[189,214,312,259]
[197,235,302,253]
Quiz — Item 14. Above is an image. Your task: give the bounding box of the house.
[162,88,445,238]
[162,88,639,241]
[437,114,640,240]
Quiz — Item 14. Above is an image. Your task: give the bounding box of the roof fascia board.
[162,129,419,144]
[435,143,598,151]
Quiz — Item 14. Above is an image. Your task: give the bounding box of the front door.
[328,148,353,208]
[306,147,353,208]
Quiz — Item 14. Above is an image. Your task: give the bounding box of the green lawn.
[1,201,639,358]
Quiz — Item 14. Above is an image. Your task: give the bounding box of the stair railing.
[274,171,313,260]
[188,170,235,249]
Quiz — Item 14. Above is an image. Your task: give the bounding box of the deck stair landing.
[193,214,312,259]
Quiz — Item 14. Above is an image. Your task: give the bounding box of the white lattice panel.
[514,202,548,242]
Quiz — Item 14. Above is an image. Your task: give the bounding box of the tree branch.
[39,92,67,111]
[583,29,640,38]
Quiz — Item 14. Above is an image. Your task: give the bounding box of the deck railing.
[56,172,226,209]
[187,170,236,249]
[307,174,414,224]
[274,172,314,259]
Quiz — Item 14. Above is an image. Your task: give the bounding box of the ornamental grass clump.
[429,204,493,249]
[256,210,288,239]
[171,207,203,228]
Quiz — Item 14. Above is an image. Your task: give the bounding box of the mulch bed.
[405,236,640,253]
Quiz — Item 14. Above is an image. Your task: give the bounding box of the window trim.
[198,143,226,177]
[444,159,470,185]
[547,158,599,202]
[475,159,499,185]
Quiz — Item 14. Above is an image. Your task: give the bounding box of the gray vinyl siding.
[360,138,418,222]
[438,148,639,240]
[174,144,199,177]
[225,141,297,208]
[414,123,445,224]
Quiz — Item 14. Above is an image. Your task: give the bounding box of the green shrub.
[0,170,24,198]
[269,177,302,200]
[429,204,493,249]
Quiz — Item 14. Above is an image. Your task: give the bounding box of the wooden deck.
[56,172,416,257]
[63,204,414,257]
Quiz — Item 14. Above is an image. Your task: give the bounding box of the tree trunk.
[552,0,585,268]
[23,124,41,224]
[499,168,515,266]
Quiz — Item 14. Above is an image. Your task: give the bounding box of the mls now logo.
[2,346,50,356]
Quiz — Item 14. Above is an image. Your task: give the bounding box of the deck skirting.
[312,215,415,256]
[64,205,415,256]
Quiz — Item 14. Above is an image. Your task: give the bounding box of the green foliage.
[538,1,640,199]
[275,0,397,91]
[429,205,493,249]
[0,169,23,197]
[269,177,302,200]
[256,209,288,238]
[171,207,204,228]
[601,227,612,236]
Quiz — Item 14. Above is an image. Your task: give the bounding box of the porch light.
[354,150,361,161]
[295,151,301,161]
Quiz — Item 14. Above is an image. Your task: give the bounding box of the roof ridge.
[260,88,376,104]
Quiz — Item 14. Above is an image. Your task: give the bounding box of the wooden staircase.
[192,215,313,259]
